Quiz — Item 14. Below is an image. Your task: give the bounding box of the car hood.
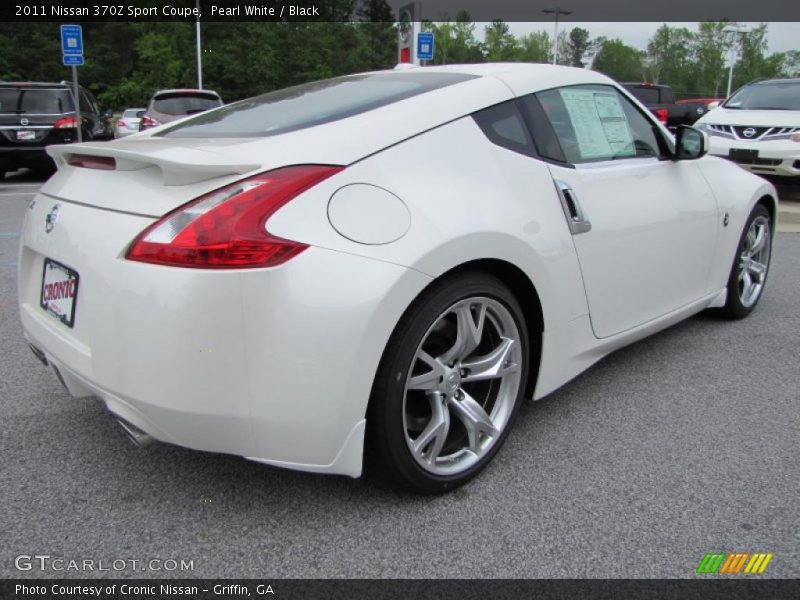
[697,107,800,127]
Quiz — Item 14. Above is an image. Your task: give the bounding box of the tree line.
[1,5,798,110]
[430,18,799,98]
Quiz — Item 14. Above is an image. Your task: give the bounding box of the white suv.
[695,78,800,180]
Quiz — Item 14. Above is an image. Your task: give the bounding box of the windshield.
[724,81,800,110]
[153,94,222,116]
[0,88,74,114]
[159,71,477,139]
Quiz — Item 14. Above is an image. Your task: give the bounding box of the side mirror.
[675,126,708,160]
[707,101,720,110]
[103,109,113,118]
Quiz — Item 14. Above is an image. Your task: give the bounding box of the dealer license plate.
[40,259,79,328]
[729,148,759,163]
[16,130,36,141]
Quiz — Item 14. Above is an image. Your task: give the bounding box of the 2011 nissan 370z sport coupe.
[19,64,777,493]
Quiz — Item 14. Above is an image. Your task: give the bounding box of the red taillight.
[117,119,126,128]
[140,115,160,129]
[126,165,343,269]
[54,116,79,129]
[654,108,668,124]
[67,155,116,170]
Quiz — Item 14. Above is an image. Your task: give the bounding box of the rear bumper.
[19,197,431,477]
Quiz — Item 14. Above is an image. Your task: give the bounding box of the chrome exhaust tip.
[28,343,48,366]
[116,418,155,448]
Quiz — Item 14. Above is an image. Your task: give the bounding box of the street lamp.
[723,25,749,98]
[542,6,572,65]
[195,0,203,89]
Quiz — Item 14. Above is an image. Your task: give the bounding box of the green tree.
[482,20,520,62]
[564,27,591,67]
[691,22,731,97]
[733,23,785,89]
[427,12,482,65]
[593,39,645,82]
[356,0,396,70]
[518,31,551,63]
[644,25,693,95]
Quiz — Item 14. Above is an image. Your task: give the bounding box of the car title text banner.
[4,0,800,21]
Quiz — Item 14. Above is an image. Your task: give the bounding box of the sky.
[502,22,799,54]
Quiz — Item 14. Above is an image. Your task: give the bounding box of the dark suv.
[0,81,113,179]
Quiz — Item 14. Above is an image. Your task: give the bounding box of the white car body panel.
[19,64,777,478]
[546,158,719,338]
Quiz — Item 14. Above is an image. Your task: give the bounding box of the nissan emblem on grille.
[20,117,29,126]
[743,128,756,138]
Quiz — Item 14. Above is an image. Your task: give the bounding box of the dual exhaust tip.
[115,417,156,448]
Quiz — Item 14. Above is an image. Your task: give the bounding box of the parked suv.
[695,78,800,180]
[139,89,223,131]
[0,81,113,179]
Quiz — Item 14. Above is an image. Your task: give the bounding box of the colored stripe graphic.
[697,553,726,574]
[698,552,773,574]
[719,553,749,574]
[744,553,773,574]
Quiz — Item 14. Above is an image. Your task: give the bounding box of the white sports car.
[19,64,776,493]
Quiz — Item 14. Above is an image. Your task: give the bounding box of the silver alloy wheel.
[402,296,522,476]
[738,215,771,308]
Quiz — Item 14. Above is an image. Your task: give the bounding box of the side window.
[518,93,567,163]
[472,100,535,157]
[80,90,99,115]
[536,85,663,164]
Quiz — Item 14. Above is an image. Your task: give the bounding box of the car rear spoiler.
[47,141,260,186]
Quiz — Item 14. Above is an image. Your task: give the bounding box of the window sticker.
[559,89,635,160]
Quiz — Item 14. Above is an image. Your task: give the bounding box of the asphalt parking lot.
[0,170,798,579]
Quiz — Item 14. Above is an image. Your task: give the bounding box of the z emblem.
[45,204,61,233]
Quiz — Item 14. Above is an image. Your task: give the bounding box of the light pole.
[542,6,572,65]
[723,25,749,98]
[195,0,203,89]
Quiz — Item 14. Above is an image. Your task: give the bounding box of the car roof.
[751,78,800,85]
[387,63,614,96]
[152,89,221,97]
[0,81,71,88]
[132,64,620,173]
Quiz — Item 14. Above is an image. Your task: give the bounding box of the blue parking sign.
[60,24,83,55]
[417,32,434,60]
[63,55,84,66]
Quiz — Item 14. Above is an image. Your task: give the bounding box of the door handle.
[554,180,592,235]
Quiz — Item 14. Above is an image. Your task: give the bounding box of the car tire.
[718,204,772,319]
[366,271,530,494]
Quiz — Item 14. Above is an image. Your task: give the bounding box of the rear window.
[152,93,222,116]
[0,88,74,114]
[725,81,800,111]
[159,72,478,139]
[123,108,145,118]
[624,86,661,105]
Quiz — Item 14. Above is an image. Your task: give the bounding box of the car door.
[520,84,719,339]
